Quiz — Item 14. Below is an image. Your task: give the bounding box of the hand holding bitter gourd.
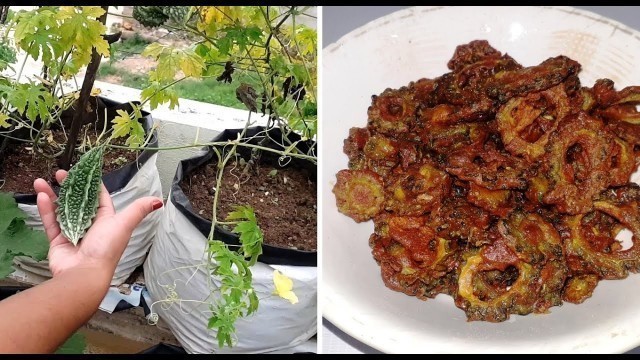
[55,145,105,246]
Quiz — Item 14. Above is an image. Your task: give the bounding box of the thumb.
[116,196,163,234]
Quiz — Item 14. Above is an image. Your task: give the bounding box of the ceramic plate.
[322,6,640,354]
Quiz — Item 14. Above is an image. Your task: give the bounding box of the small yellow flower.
[273,270,298,305]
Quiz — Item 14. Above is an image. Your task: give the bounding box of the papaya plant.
[0,6,176,165]
[0,6,117,171]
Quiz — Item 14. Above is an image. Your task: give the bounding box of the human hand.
[34,170,163,278]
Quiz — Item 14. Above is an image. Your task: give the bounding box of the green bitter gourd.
[56,145,105,246]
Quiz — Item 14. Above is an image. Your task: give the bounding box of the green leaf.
[219,25,264,54]
[13,8,62,64]
[0,41,17,72]
[0,193,49,279]
[294,25,317,56]
[55,332,86,354]
[0,114,9,129]
[0,193,25,233]
[248,290,259,315]
[226,205,255,222]
[141,42,164,58]
[111,109,145,148]
[1,221,49,260]
[226,205,263,266]
[289,64,308,87]
[141,82,180,110]
[0,253,15,279]
[111,109,133,138]
[206,235,261,348]
[7,82,55,123]
[127,120,145,148]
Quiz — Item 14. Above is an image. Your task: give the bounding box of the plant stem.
[208,112,252,241]
[105,141,316,163]
[59,7,119,170]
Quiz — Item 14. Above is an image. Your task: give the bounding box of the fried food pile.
[332,40,640,322]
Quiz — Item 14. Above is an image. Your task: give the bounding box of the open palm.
[34,170,162,277]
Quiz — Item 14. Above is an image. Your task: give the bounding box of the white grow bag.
[144,127,317,353]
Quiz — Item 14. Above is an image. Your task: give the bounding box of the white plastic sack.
[13,152,162,286]
[144,196,317,354]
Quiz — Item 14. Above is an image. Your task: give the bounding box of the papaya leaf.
[141,82,180,110]
[142,43,204,81]
[111,109,145,148]
[8,82,55,123]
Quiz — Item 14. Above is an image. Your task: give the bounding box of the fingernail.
[152,200,164,211]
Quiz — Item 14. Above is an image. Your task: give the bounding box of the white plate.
[322,6,640,354]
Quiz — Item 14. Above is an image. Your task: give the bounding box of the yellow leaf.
[111,109,132,138]
[178,50,204,78]
[273,270,298,305]
[93,39,110,57]
[81,6,106,19]
[90,87,101,96]
[142,42,165,58]
[203,6,225,24]
[0,113,10,128]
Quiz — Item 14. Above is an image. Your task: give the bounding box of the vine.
[130,6,317,348]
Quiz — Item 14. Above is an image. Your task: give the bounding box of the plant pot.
[8,97,162,286]
[144,126,317,354]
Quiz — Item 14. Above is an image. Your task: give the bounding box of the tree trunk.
[0,7,9,25]
[59,6,121,170]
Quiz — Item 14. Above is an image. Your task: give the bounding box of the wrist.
[54,261,114,290]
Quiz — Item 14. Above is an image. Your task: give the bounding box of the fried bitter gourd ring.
[466,182,513,217]
[373,236,456,299]
[342,127,369,170]
[563,274,599,304]
[445,146,529,190]
[534,258,569,313]
[367,86,417,135]
[563,187,640,279]
[499,212,568,312]
[378,215,456,269]
[333,169,385,222]
[362,135,420,172]
[500,212,564,264]
[608,137,636,186]
[542,112,619,214]
[384,163,451,216]
[370,215,458,299]
[455,240,539,322]
[496,83,571,161]
[599,86,640,148]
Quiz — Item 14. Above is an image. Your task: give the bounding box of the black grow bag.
[170,126,317,267]
[10,97,158,205]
